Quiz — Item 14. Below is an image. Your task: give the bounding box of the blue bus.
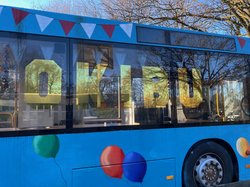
[0,5,250,187]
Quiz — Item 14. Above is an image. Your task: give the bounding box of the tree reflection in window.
[174,50,249,123]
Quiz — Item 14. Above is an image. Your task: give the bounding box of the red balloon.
[100,145,125,178]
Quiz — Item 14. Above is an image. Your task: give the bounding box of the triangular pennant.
[59,20,75,35]
[138,53,146,64]
[12,8,29,25]
[238,37,246,48]
[41,45,54,59]
[120,23,133,38]
[9,42,25,62]
[114,50,126,65]
[36,15,53,32]
[81,23,96,38]
[92,49,103,64]
[0,7,3,15]
[101,24,115,38]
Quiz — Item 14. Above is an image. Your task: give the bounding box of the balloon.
[123,152,147,183]
[33,135,60,158]
[100,145,125,178]
[236,137,250,158]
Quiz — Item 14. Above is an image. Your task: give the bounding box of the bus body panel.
[0,5,248,54]
[0,5,249,187]
[0,125,248,186]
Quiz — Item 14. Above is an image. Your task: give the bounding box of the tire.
[182,141,234,187]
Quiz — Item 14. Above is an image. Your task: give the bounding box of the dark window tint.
[137,27,169,44]
[171,31,236,51]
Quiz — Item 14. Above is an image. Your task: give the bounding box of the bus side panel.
[0,125,249,186]
[72,159,175,187]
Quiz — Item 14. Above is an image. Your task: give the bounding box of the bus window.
[0,41,16,129]
[241,75,250,117]
[0,34,67,129]
[19,37,67,129]
[174,50,250,124]
[73,42,172,127]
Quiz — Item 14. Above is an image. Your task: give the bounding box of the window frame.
[0,31,249,136]
[0,31,71,130]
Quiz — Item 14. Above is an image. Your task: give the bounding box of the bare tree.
[102,0,250,36]
[101,0,152,22]
[222,0,250,36]
[33,0,104,17]
[33,0,250,36]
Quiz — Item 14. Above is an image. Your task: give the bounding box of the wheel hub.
[195,155,223,186]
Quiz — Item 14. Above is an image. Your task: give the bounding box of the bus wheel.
[183,141,234,187]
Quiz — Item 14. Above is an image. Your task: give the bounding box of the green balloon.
[33,135,60,158]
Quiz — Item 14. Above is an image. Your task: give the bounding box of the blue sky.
[0,0,33,8]
[0,0,49,8]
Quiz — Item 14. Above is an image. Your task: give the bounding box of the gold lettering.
[77,62,107,107]
[178,68,202,108]
[143,66,169,108]
[24,60,62,104]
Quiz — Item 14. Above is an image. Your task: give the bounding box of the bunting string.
[0,6,247,49]
[2,7,134,39]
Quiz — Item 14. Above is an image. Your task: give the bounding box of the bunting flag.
[81,23,96,38]
[120,23,133,38]
[59,20,75,35]
[36,15,53,32]
[41,45,54,59]
[115,50,126,65]
[238,37,246,48]
[101,24,115,38]
[92,49,103,64]
[6,7,136,40]
[9,43,25,62]
[138,53,146,64]
[12,8,29,25]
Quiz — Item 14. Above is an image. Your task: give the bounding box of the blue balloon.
[123,152,147,183]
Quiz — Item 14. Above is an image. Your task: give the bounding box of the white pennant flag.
[41,45,54,60]
[10,42,25,63]
[114,49,126,65]
[92,49,103,64]
[120,23,133,38]
[36,14,53,32]
[138,53,146,65]
[81,23,96,38]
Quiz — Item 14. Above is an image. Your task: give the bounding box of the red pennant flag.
[12,8,29,25]
[238,37,246,48]
[101,24,115,38]
[59,20,75,35]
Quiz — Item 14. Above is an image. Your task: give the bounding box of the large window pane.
[72,42,171,127]
[0,33,67,129]
[0,37,17,128]
[72,41,250,127]
[170,32,236,51]
[173,50,250,124]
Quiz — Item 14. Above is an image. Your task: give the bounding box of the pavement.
[217,181,250,187]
